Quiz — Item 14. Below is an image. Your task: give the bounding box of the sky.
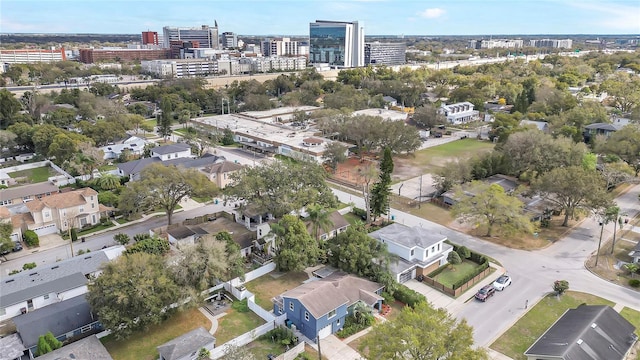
[1,0,640,36]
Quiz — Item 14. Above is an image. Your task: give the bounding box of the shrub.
[231,298,249,313]
[260,326,296,346]
[457,246,471,259]
[23,230,39,247]
[352,207,367,220]
[9,269,21,275]
[125,236,169,255]
[70,228,78,242]
[393,284,425,308]
[22,262,36,270]
[629,279,640,288]
[336,312,375,338]
[553,280,570,295]
[447,251,462,265]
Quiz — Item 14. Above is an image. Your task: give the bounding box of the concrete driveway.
[319,335,363,360]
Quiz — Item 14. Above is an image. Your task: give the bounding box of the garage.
[33,224,58,236]
[398,269,414,283]
[318,324,332,339]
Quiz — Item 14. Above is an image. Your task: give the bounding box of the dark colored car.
[475,285,496,302]
[12,241,23,252]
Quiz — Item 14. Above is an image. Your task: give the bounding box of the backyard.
[243,271,309,310]
[101,307,211,360]
[489,291,640,360]
[430,260,479,288]
[8,166,58,184]
[214,306,266,344]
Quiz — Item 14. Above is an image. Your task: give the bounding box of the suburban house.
[440,174,556,222]
[524,305,637,360]
[0,333,25,360]
[34,335,113,360]
[0,246,125,321]
[368,223,453,283]
[151,143,192,161]
[117,146,223,181]
[439,102,480,124]
[352,108,409,122]
[629,241,640,264]
[157,327,216,360]
[583,122,625,141]
[13,296,103,359]
[0,182,60,207]
[100,135,150,160]
[520,120,550,133]
[305,211,350,241]
[201,160,244,189]
[382,96,398,107]
[165,225,209,248]
[23,188,101,236]
[273,274,384,340]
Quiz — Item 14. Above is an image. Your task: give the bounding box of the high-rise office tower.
[309,20,364,68]
[141,31,159,45]
[364,42,406,66]
[162,23,219,49]
[222,32,238,49]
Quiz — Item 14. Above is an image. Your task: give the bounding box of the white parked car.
[493,275,512,291]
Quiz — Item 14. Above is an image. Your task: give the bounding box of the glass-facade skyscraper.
[309,20,364,68]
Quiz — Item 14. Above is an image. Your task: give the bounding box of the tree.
[361,301,488,360]
[0,222,14,254]
[226,159,336,218]
[125,236,170,256]
[600,73,640,113]
[197,348,211,360]
[412,104,446,129]
[623,263,639,278]
[273,215,321,272]
[553,280,569,295]
[306,204,333,241]
[322,141,348,173]
[532,166,611,227]
[118,164,218,225]
[87,252,181,339]
[357,162,378,224]
[596,125,640,176]
[457,246,471,259]
[451,182,534,237]
[96,174,122,191]
[113,233,130,246]
[0,89,22,128]
[447,251,462,265]
[326,227,390,278]
[595,204,619,266]
[370,147,394,220]
[158,96,173,140]
[36,331,63,355]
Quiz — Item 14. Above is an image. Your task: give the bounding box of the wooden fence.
[423,267,492,297]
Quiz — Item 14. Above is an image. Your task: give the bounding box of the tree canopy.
[273,215,321,272]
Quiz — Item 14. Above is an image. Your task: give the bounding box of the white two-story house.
[439,102,480,125]
[150,143,192,161]
[368,223,453,283]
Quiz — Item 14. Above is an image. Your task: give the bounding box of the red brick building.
[141,31,159,45]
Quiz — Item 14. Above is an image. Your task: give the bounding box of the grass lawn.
[432,260,480,288]
[144,119,157,127]
[244,338,287,359]
[244,272,309,310]
[389,195,454,225]
[101,307,210,360]
[8,166,57,183]
[343,212,364,226]
[620,307,640,336]
[191,195,212,204]
[98,164,117,171]
[395,139,494,174]
[214,308,265,344]
[115,218,129,225]
[490,291,615,360]
[77,222,115,236]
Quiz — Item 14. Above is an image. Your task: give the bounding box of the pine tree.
[370,147,394,220]
[158,96,173,140]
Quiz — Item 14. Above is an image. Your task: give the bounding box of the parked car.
[475,285,496,302]
[12,241,23,252]
[493,275,512,291]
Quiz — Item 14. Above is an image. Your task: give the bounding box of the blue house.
[273,274,384,340]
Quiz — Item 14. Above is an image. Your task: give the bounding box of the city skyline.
[2,0,640,36]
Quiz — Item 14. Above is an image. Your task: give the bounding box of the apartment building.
[365,42,406,65]
[529,38,573,48]
[162,24,219,49]
[468,39,524,49]
[0,48,66,64]
[309,20,364,68]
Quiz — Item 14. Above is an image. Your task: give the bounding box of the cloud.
[418,7,446,19]
[566,1,640,32]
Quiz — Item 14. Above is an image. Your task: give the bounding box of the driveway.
[319,335,363,360]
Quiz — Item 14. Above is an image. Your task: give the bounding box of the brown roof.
[0,207,10,219]
[303,137,323,144]
[281,274,383,318]
[202,161,244,175]
[11,213,34,228]
[26,188,97,212]
[305,211,350,237]
[0,182,60,202]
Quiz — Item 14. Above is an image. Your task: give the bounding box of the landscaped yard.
[620,307,640,336]
[8,166,57,183]
[101,307,211,360]
[490,291,616,360]
[244,271,309,310]
[214,307,265,344]
[243,338,288,359]
[431,260,480,288]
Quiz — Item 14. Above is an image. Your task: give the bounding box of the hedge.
[23,230,39,247]
[393,283,426,308]
[445,241,488,265]
[452,261,490,289]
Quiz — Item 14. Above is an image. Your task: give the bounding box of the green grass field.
[490,291,617,360]
[396,138,495,174]
[214,308,265,344]
[432,260,480,288]
[8,166,57,183]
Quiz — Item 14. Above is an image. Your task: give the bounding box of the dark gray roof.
[14,295,96,348]
[0,182,60,202]
[0,272,87,308]
[585,122,624,132]
[157,327,215,360]
[151,143,191,155]
[0,250,115,307]
[167,226,197,239]
[0,333,25,360]
[164,155,221,169]
[369,223,447,250]
[630,241,640,258]
[116,157,161,176]
[35,335,113,360]
[525,305,637,360]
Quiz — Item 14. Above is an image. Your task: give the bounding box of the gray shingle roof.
[525,305,637,360]
[151,143,191,155]
[13,295,96,348]
[0,272,88,308]
[35,335,113,360]
[157,327,215,360]
[116,157,161,176]
[0,333,25,360]
[0,182,60,202]
[369,223,446,250]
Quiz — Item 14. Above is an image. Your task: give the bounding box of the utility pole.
[317,336,322,360]
[595,221,604,266]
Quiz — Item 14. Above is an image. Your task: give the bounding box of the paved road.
[0,202,235,276]
[332,185,640,347]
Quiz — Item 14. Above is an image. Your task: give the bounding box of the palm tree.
[97,174,121,191]
[307,204,334,241]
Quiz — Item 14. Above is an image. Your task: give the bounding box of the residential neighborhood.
[1,10,640,360]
